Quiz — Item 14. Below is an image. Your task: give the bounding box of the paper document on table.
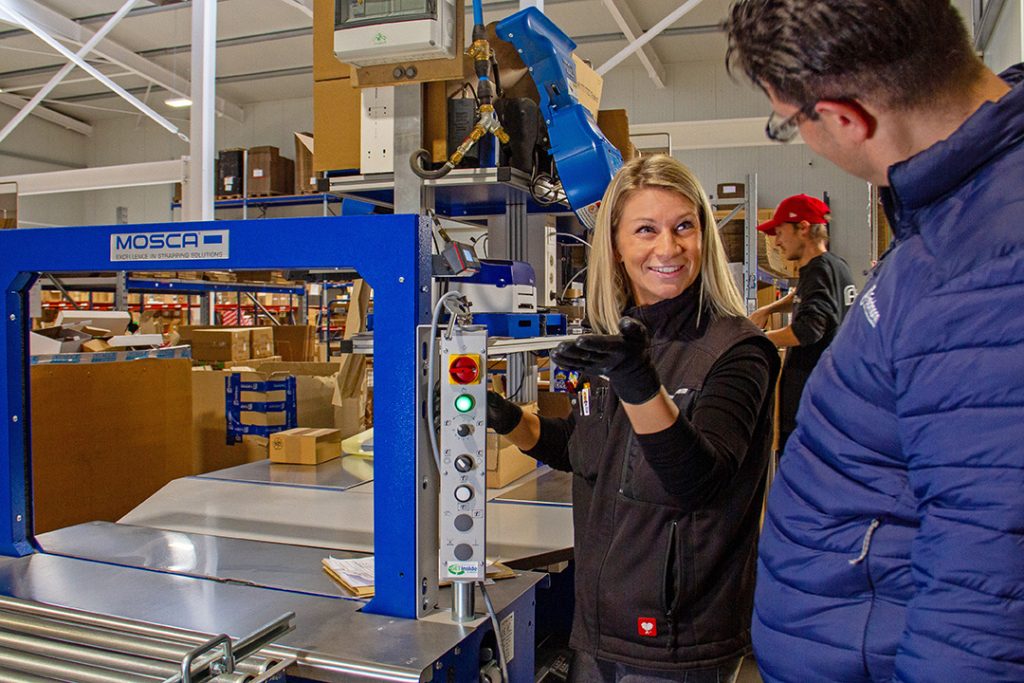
[322,556,375,598]
[322,555,514,598]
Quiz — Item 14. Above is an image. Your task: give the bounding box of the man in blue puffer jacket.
[725,1,1024,681]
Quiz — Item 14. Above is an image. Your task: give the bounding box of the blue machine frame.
[0,215,431,619]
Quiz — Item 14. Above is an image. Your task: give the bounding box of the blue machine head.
[496,8,623,228]
[461,259,535,288]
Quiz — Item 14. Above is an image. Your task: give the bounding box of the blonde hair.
[586,155,746,334]
[808,223,829,242]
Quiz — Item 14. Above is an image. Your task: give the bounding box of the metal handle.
[181,633,234,683]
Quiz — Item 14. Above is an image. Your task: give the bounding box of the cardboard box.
[31,359,193,533]
[537,390,572,419]
[203,271,236,282]
[597,109,634,162]
[571,55,602,118]
[314,77,362,173]
[294,132,319,194]
[313,0,351,82]
[247,146,294,197]
[218,148,245,196]
[238,270,284,283]
[487,431,537,488]
[30,326,90,355]
[717,183,746,200]
[56,310,130,335]
[485,400,539,488]
[273,325,316,362]
[81,339,113,353]
[249,326,275,359]
[191,360,368,474]
[108,334,163,348]
[270,427,341,465]
[192,328,250,362]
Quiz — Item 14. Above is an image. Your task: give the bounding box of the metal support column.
[114,272,128,312]
[743,173,758,314]
[183,0,216,222]
[393,85,425,214]
[296,290,308,324]
[505,189,537,404]
[360,83,440,620]
[199,292,215,325]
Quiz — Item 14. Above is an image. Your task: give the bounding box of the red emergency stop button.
[448,354,481,384]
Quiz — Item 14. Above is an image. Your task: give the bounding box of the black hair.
[725,0,982,110]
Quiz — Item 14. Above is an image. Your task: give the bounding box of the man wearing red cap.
[749,194,856,450]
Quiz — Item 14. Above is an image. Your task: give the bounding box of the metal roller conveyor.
[0,595,293,683]
[0,646,160,683]
[0,664,57,682]
[0,609,202,662]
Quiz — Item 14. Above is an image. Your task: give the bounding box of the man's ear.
[797,220,813,238]
[814,99,876,142]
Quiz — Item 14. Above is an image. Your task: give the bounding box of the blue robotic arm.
[496,8,623,227]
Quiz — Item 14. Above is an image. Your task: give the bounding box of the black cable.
[490,55,503,98]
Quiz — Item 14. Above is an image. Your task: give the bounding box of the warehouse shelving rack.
[39,273,309,326]
[713,173,793,311]
[171,192,344,219]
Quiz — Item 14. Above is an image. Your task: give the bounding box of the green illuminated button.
[454,394,476,413]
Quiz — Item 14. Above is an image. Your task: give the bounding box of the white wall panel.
[78,96,315,227]
[0,105,88,227]
[985,0,1023,73]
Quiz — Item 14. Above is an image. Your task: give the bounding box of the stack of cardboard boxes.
[182,325,315,366]
[312,0,361,174]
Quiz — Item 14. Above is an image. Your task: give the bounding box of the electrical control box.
[438,327,488,582]
[333,0,456,67]
[360,86,394,174]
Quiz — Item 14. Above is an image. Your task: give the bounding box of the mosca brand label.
[110,230,229,262]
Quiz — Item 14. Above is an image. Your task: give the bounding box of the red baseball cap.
[757,194,831,236]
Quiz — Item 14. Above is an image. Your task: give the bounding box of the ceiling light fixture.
[164,97,192,108]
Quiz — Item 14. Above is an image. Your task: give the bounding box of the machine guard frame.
[0,215,434,619]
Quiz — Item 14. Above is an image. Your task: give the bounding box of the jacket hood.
[885,64,1024,238]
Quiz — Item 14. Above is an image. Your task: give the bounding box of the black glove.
[550,316,661,405]
[487,391,524,435]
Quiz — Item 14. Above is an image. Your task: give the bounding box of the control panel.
[438,327,488,582]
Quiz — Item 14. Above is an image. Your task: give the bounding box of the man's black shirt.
[779,251,857,440]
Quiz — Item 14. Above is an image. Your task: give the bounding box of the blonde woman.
[488,155,778,682]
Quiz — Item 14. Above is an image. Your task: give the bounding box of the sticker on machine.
[110,229,229,262]
[500,612,515,663]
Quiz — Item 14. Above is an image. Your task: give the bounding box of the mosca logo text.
[110,230,229,262]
